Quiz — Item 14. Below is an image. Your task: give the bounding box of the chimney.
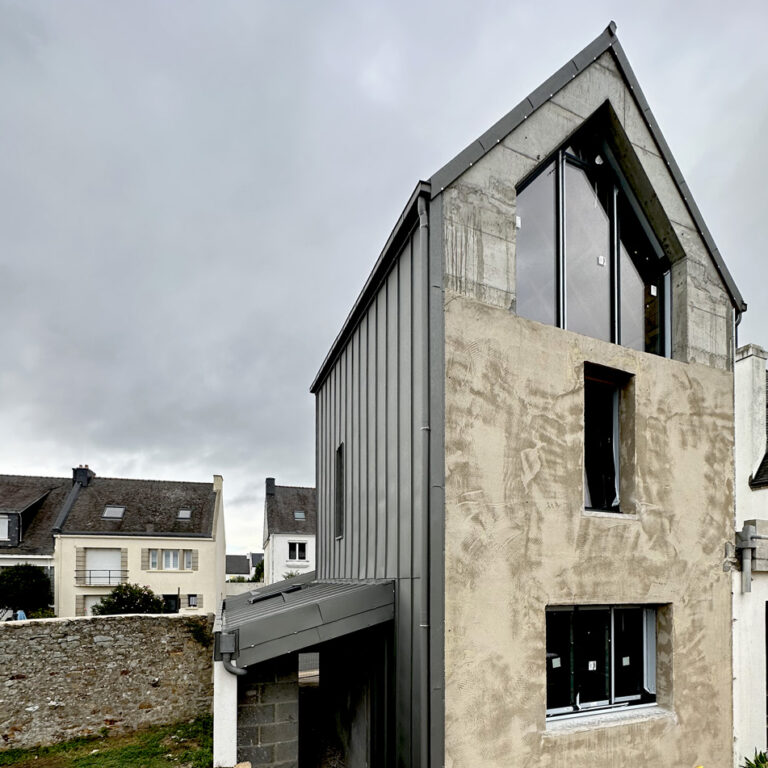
[266,477,276,497]
[72,465,96,487]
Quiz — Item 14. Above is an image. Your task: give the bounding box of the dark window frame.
[546,604,657,719]
[515,129,671,356]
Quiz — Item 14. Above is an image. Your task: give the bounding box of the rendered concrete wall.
[442,298,733,767]
[442,50,734,372]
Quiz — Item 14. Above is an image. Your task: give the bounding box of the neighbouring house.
[53,467,226,617]
[0,474,72,600]
[0,466,226,617]
[733,343,768,765]
[261,477,316,584]
[213,22,742,768]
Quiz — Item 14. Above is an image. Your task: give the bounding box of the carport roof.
[222,574,394,667]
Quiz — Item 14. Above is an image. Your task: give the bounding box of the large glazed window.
[546,605,657,718]
[515,135,669,355]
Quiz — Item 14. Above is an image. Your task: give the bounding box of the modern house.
[261,477,316,584]
[733,343,768,765]
[214,22,742,768]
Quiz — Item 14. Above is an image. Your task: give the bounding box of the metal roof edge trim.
[428,22,618,196]
[609,39,745,312]
[309,180,431,394]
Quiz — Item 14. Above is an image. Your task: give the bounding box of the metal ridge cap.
[428,21,618,196]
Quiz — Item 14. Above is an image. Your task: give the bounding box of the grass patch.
[0,715,212,768]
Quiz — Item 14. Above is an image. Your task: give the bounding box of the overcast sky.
[1,1,766,555]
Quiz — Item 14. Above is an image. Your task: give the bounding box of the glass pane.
[584,379,619,511]
[620,246,645,352]
[618,197,661,354]
[546,611,573,711]
[613,608,644,699]
[574,609,610,706]
[565,164,611,341]
[515,163,557,326]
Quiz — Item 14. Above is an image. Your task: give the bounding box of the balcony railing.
[75,569,128,587]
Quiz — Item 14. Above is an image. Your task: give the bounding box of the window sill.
[286,560,310,567]
[583,508,638,521]
[544,705,673,734]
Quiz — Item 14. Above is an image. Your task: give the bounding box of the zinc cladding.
[0,475,72,554]
[222,574,394,666]
[61,477,215,536]
[264,485,316,544]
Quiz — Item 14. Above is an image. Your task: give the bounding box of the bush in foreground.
[91,583,165,615]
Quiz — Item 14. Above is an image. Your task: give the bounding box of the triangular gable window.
[515,121,670,356]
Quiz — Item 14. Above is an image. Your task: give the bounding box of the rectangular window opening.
[288,541,307,561]
[177,509,192,520]
[546,605,657,718]
[0,516,8,540]
[162,549,180,570]
[149,549,158,570]
[294,510,306,521]
[584,364,632,513]
[188,594,198,608]
[102,505,125,519]
[335,442,345,539]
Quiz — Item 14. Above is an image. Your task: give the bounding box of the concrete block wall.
[237,654,298,768]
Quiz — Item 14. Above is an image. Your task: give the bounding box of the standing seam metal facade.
[315,207,434,767]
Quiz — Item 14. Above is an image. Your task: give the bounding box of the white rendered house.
[261,478,316,584]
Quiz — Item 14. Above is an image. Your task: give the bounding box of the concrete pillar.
[213,660,239,768]
[237,654,298,767]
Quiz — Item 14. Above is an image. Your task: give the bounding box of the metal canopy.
[222,575,395,668]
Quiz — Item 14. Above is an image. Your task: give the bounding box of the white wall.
[734,344,768,765]
[263,533,315,584]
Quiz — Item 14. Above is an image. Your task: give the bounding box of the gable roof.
[310,21,745,394]
[60,476,216,537]
[0,475,72,555]
[264,484,316,546]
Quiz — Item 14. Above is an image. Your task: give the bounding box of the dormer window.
[515,129,670,356]
[177,509,192,520]
[294,510,306,521]
[102,505,125,519]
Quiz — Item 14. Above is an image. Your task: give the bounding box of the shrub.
[743,752,768,768]
[0,564,52,615]
[91,583,165,615]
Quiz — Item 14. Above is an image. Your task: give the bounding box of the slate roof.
[0,475,72,554]
[751,371,768,488]
[310,21,745,394]
[264,484,316,546]
[226,554,251,575]
[61,476,216,537]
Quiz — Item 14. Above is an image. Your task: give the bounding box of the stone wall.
[0,613,213,749]
[237,654,298,767]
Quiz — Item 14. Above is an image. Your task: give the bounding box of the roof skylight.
[103,505,125,519]
[177,509,192,520]
[294,510,306,520]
